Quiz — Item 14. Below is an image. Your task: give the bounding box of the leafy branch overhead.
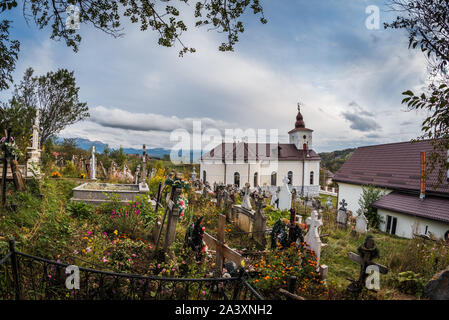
[21,0,266,55]
[386,0,449,186]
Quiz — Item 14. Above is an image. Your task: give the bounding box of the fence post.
[9,239,21,300]
[287,276,297,300]
[232,268,245,300]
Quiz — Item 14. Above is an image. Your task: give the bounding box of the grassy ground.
[1,176,448,300]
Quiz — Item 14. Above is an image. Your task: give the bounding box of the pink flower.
[73,250,79,254]
[182,260,186,264]
[132,254,136,258]
[87,231,92,236]
[86,247,92,253]
[202,291,206,296]
[157,264,161,268]
[201,227,205,231]
[136,209,140,215]
[48,275,52,279]
[103,257,109,263]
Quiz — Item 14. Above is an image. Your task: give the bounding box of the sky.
[0,0,431,154]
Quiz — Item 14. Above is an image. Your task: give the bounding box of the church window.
[234,172,240,188]
[203,170,206,184]
[271,172,277,186]
[310,171,314,185]
[288,171,293,185]
[254,172,258,187]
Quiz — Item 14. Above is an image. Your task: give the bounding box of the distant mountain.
[319,148,356,173]
[57,137,172,159]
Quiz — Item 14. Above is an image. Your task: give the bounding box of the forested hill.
[319,148,356,173]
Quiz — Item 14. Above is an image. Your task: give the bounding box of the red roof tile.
[333,140,449,195]
[372,192,449,224]
[201,142,321,161]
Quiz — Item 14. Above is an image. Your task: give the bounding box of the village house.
[333,140,449,240]
[199,107,321,196]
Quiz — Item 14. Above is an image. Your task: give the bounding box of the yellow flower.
[113,230,118,235]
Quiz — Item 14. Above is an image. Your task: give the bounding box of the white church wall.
[378,208,449,240]
[200,161,225,184]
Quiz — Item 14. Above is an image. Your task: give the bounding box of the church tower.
[288,104,313,151]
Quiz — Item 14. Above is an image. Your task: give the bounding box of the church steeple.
[295,103,305,129]
[288,103,313,151]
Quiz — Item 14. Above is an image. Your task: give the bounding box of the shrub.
[67,201,94,219]
[358,185,386,229]
[62,160,77,177]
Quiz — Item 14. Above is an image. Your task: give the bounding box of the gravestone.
[241,183,252,210]
[347,235,389,294]
[355,210,369,234]
[325,196,333,209]
[304,210,324,266]
[134,164,141,184]
[223,185,235,221]
[270,187,279,209]
[253,193,267,247]
[278,176,292,211]
[90,146,97,180]
[424,268,449,300]
[191,166,197,181]
[26,109,42,177]
[336,199,348,229]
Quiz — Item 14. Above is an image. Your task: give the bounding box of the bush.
[67,201,94,219]
[395,271,425,296]
[62,160,77,177]
[358,185,386,229]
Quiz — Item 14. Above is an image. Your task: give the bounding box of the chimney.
[420,151,426,200]
[222,139,225,163]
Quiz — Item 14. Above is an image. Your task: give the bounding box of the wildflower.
[86,247,92,253]
[202,291,206,296]
[73,250,79,254]
[132,254,137,258]
[103,257,109,263]
[113,230,118,236]
[157,264,161,268]
[87,231,92,236]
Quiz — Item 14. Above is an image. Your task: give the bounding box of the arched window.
[271,172,277,186]
[288,171,293,186]
[234,172,240,188]
[254,172,258,187]
[203,170,206,184]
[445,230,449,241]
[310,171,314,185]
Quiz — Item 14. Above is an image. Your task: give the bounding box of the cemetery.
[1,121,449,301]
[1,0,449,304]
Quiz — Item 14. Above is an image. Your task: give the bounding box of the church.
[199,107,321,197]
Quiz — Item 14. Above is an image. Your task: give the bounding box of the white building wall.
[378,208,449,240]
[336,182,392,214]
[200,159,320,195]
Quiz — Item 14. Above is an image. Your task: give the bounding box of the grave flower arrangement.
[175,194,188,218]
[1,135,22,158]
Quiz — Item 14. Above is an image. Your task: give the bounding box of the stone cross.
[163,172,184,252]
[90,146,97,180]
[304,210,324,265]
[325,196,333,209]
[203,214,244,277]
[347,236,388,293]
[254,193,267,247]
[270,187,279,209]
[355,210,369,234]
[339,199,348,210]
[192,166,197,181]
[241,183,252,210]
[26,108,42,177]
[140,144,147,184]
[278,176,292,211]
[336,198,348,228]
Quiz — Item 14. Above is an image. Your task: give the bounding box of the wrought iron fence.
[0,240,263,300]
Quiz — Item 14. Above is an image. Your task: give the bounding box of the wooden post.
[215,214,226,276]
[203,214,244,277]
[10,160,25,191]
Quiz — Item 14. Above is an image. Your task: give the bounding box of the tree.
[103,144,110,156]
[12,67,89,144]
[1,0,266,91]
[385,0,449,186]
[110,146,127,167]
[0,19,19,91]
[358,185,386,229]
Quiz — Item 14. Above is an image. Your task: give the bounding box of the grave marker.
[203,214,244,277]
[278,176,292,211]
